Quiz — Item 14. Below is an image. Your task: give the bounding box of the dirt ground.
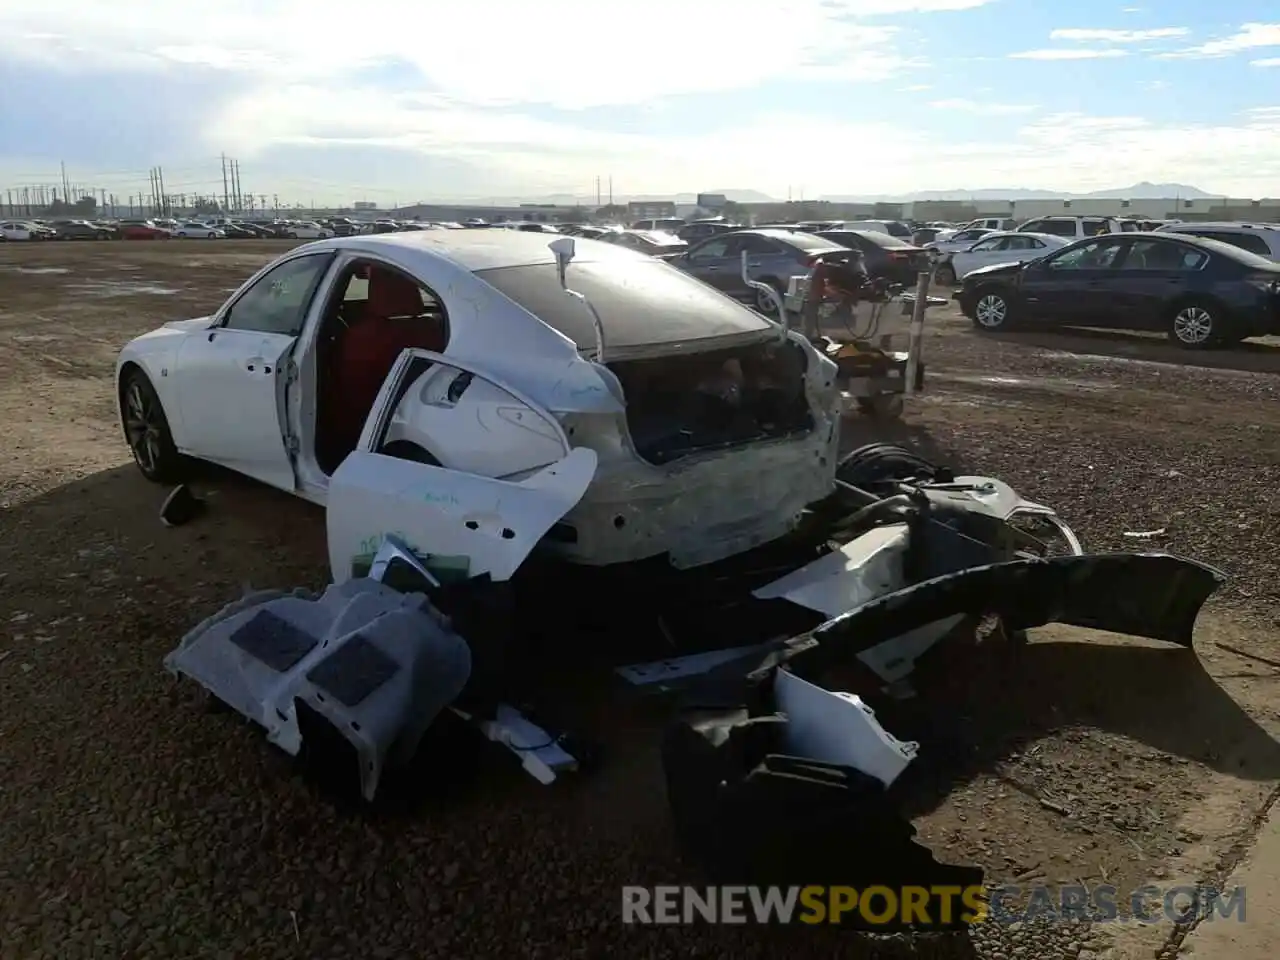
[3,240,1280,960]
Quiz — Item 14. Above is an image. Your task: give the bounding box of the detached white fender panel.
[326,447,598,583]
[773,669,918,787]
[752,523,965,684]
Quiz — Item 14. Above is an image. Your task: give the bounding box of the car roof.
[627,229,684,243]
[742,228,815,240]
[307,226,657,272]
[980,231,1065,243]
[1155,221,1279,232]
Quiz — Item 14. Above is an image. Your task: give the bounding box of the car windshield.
[474,258,773,355]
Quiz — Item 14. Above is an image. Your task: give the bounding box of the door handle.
[746,260,762,267]
[245,356,270,373]
[705,265,719,271]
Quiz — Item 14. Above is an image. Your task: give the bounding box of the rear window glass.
[474,260,772,352]
[1190,231,1271,256]
[883,222,912,238]
[1083,219,1108,234]
[774,230,848,252]
[1186,236,1278,269]
[819,230,912,249]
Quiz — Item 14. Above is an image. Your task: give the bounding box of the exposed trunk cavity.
[608,338,813,466]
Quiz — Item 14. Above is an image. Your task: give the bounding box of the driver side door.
[175,252,336,490]
[1018,237,1127,324]
[952,236,1011,278]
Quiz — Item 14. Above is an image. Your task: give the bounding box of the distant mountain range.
[451,182,1216,207]
[818,182,1216,202]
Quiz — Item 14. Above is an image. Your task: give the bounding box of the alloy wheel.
[123,382,163,475]
[1172,306,1213,345]
[975,294,1008,328]
[755,285,781,315]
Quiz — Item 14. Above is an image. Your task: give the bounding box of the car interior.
[313,260,449,475]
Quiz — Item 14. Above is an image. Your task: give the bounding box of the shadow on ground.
[984,326,1280,375]
[889,635,1280,815]
[4,449,1273,958]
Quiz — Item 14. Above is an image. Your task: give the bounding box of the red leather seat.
[328,268,445,457]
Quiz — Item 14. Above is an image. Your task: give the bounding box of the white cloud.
[1158,22,1280,59]
[1049,27,1188,43]
[929,98,1037,114]
[1008,48,1129,60]
[187,81,1280,199]
[1251,57,1280,67]
[5,1,1280,200]
[0,0,999,109]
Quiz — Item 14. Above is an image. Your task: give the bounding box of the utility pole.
[60,161,70,203]
[157,167,167,216]
[148,169,157,215]
[608,175,613,206]
[234,160,243,211]
[595,176,601,207]
[221,154,230,211]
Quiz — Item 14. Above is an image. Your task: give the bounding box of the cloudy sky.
[2,0,1279,204]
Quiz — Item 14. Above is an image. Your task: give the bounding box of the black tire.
[121,370,185,483]
[1166,299,1221,349]
[288,231,299,239]
[934,262,957,285]
[836,442,950,489]
[970,286,1014,332]
[96,231,109,240]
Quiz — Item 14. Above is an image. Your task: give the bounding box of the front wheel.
[288,231,299,239]
[971,288,1013,331]
[96,231,109,240]
[121,371,185,483]
[1167,301,1220,349]
[207,232,216,239]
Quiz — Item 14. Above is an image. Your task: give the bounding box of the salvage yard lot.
[3,240,1280,960]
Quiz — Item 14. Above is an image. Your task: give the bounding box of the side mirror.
[549,236,576,288]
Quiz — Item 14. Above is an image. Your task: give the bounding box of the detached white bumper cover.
[164,579,472,802]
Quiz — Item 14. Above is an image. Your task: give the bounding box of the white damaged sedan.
[116,229,845,583]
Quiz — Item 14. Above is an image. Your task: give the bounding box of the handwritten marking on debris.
[422,490,461,507]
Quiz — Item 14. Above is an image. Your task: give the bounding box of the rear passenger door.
[1106,239,1209,330]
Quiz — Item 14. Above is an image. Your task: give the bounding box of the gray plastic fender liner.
[165,578,472,801]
